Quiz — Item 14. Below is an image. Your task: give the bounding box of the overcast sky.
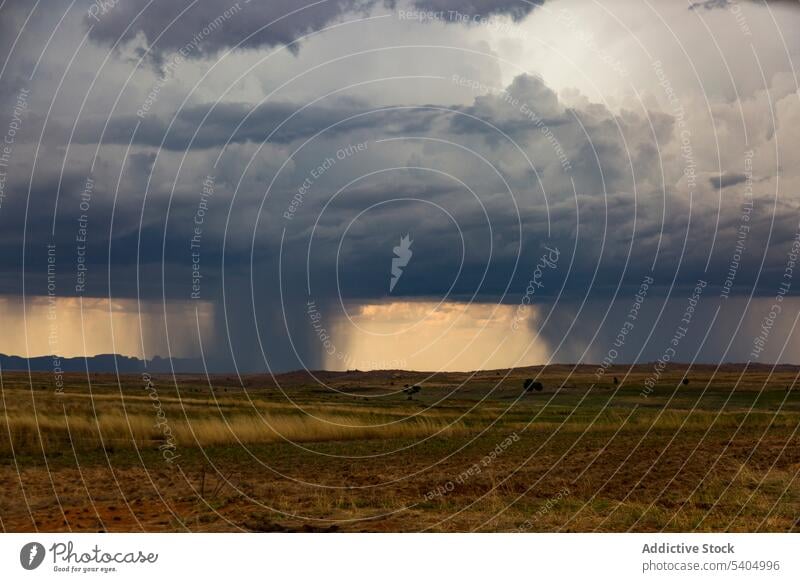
[2,0,800,372]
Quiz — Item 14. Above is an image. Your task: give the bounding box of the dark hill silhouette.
[0,353,203,374]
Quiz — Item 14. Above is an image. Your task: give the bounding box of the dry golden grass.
[0,410,465,454]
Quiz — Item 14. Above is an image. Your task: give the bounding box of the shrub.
[523,379,544,393]
[404,385,421,400]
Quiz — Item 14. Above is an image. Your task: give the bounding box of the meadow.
[0,364,797,532]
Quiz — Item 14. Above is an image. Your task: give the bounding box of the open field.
[0,364,798,532]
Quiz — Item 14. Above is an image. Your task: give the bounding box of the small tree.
[613,376,619,385]
[523,379,544,393]
[682,378,689,386]
[404,385,421,400]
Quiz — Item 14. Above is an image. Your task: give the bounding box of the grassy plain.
[0,364,797,532]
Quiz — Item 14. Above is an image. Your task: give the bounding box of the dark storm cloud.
[689,0,728,8]
[709,172,747,189]
[85,0,545,62]
[37,69,776,316]
[0,1,50,103]
[412,0,542,20]
[85,0,383,60]
[81,99,443,150]
[10,68,794,311]
[0,1,29,65]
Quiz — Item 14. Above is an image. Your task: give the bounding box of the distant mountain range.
[0,353,205,374]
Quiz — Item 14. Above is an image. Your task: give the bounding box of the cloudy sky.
[2,0,800,372]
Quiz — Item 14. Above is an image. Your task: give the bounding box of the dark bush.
[523,379,544,393]
[404,385,421,400]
